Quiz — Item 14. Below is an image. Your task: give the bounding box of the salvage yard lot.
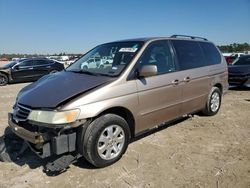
[0,83,249,188]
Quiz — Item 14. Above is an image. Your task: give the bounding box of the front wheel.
[81,114,130,167]
[0,73,8,86]
[201,87,222,116]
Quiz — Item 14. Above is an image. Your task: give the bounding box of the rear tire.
[201,87,222,116]
[0,136,12,162]
[81,114,130,168]
[0,73,8,86]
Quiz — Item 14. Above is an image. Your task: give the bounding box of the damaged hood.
[17,71,114,108]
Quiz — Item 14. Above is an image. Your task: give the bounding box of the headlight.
[28,109,80,124]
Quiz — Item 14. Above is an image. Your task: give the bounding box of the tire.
[0,137,12,162]
[0,128,25,162]
[81,114,130,168]
[201,87,222,116]
[0,73,8,86]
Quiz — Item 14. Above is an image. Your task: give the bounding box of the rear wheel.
[0,73,8,86]
[81,114,130,167]
[202,87,222,116]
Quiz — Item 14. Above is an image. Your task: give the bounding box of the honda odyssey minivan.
[6,35,228,169]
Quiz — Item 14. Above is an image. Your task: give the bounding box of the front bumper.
[8,113,77,158]
[8,113,45,144]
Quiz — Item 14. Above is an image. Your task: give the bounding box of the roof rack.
[171,34,208,41]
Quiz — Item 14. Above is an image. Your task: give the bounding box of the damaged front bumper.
[8,113,78,158]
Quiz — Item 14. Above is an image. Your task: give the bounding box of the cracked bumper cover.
[8,113,77,158]
[8,113,44,144]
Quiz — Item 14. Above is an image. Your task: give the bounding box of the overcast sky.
[0,0,250,54]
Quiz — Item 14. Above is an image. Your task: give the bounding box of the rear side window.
[234,57,250,65]
[33,60,50,66]
[199,42,221,65]
[172,40,205,70]
[19,60,33,67]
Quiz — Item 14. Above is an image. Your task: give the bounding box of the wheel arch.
[213,83,223,93]
[98,106,136,138]
[0,71,10,82]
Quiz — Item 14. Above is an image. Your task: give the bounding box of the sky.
[0,0,250,54]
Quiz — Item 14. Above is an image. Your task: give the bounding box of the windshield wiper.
[69,70,96,75]
[68,69,111,77]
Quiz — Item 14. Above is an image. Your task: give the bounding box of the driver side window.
[19,60,33,67]
[138,41,176,75]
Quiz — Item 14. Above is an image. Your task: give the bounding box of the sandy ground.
[0,83,249,188]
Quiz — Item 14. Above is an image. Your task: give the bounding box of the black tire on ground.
[201,87,222,116]
[0,136,12,162]
[80,114,130,168]
[0,73,8,86]
[0,127,25,162]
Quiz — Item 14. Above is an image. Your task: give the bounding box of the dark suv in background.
[0,58,64,86]
[228,55,250,87]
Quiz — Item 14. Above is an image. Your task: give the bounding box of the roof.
[112,35,210,43]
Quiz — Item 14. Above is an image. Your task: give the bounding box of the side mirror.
[139,65,157,77]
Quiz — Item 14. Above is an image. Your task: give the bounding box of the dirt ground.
[0,83,249,188]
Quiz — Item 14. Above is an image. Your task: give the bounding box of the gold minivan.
[7,35,228,170]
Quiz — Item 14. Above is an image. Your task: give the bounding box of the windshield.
[2,61,17,68]
[232,56,249,65]
[67,41,144,76]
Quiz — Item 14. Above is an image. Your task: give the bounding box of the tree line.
[1,43,250,60]
[217,43,250,53]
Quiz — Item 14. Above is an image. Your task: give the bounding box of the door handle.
[28,67,33,70]
[183,77,190,82]
[172,79,179,85]
[46,66,51,68]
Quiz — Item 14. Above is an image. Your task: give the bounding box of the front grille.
[13,103,32,122]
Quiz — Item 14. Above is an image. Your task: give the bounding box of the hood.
[18,71,114,108]
[228,65,250,74]
[0,66,7,70]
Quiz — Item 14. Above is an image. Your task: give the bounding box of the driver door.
[135,40,182,132]
[11,59,34,82]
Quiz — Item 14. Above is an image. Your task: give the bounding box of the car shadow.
[130,116,190,143]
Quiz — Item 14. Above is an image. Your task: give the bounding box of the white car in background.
[81,57,103,70]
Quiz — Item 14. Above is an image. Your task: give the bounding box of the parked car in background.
[5,35,228,170]
[0,58,64,86]
[223,53,246,65]
[228,55,250,87]
[80,56,103,69]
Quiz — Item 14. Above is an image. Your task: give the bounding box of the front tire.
[202,87,222,116]
[0,73,8,86]
[81,114,130,168]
